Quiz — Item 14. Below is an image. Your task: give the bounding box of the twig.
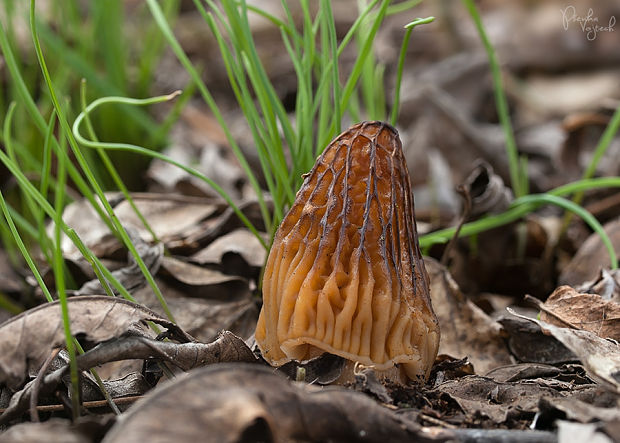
[418,412,458,429]
[440,184,472,266]
[4,395,143,415]
[30,347,61,422]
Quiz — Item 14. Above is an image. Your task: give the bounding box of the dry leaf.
[432,375,590,424]
[509,308,620,394]
[53,193,226,260]
[73,227,163,296]
[0,332,253,425]
[102,363,427,443]
[130,274,258,343]
[576,269,620,304]
[160,256,249,300]
[0,296,171,389]
[112,193,223,245]
[427,258,513,373]
[497,314,577,364]
[539,286,620,340]
[463,159,513,217]
[0,417,110,443]
[190,228,267,271]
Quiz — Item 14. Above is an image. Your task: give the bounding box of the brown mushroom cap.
[256,121,440,382]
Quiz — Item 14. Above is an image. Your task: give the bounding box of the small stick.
[418,412,459,429]
[30,347,61,423]
[441,185,472,266]
[4,395,144,415]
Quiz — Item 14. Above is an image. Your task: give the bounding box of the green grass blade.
[79,80,159,243]
[575,104,620,204]
[0,191,54,303]
[147,0,271,231]
[0,18,119,235]
[30,0,175,322]
[516,194,617,269]
[462,0,523,197]
[420,177,620,258]
[72,93,268,251]
[390,16,435,126]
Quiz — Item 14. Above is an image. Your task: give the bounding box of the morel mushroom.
[255,121,439,382]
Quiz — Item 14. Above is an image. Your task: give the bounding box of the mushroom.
[255,121,440,383]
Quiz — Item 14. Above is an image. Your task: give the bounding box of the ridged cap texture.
[256,121,440,381]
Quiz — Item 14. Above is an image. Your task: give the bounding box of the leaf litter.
[2,1,620,441]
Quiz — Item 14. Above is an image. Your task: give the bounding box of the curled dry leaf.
[256,121,439,383]
[74,331,256,373]
[539,286,620,340]
[427,258,513,374]
[159,256,248,300]
[53,192,245,260]
[508,308,620,394]
[102,363,430,443]
[485,363,563,383]
[0,296,172,389]
[183,198,270,249]
[463,159,513,217]
[190,228,267,272]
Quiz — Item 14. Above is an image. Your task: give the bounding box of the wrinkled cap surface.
[256,121,440,382]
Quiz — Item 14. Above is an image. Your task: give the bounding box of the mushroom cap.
[256,121,440,382]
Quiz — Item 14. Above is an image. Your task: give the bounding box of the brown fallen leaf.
[191,197,271,247]
[190,228,267,273]
[0,296,177,389]
[497,314,577,364]
[427,258,513,374]
[73,226,163,296]
[509,308,620,394]
[111,193,224,246]
[73,331,256,373]
[0,416,111,443]
[131,275,258,343]
[540,395,620,424]
[539,286,620,340]
[53,193,228,260]
[159,256,248,300]
[431,374,594,424]
[0,332,254,425]
[485,363,563,383]
[101,363,428,443]
[463,159,513,217]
